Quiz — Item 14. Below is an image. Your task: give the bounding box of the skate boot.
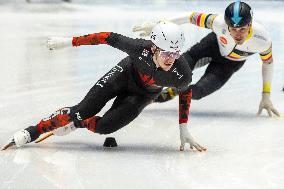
[35,122,77,143]
[2,126,40,150]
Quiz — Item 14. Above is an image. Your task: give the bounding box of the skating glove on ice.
[257,93,280,117]
[179,123,206,152]
[47,37,73,50]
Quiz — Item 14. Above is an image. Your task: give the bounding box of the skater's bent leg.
[191,73,229,100]
[82,95,153,134]
[191,60,245,100]
[10,62,128,147]
[33,82,122,136]
[97,96,152,134]
[35,62,128,134]
[191,63,244,100]
[35,88,117,135]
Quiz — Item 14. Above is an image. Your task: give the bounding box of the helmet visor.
[159,50,180,60]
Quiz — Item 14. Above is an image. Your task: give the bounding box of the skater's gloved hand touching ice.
[47,37,73,50]
[132,21,157,37]
[257,93,280,117]
[179,123,206,152]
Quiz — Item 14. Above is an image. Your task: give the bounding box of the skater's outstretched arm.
[257,44,280,117]
[47,32,144,56]
[132,12,218,37]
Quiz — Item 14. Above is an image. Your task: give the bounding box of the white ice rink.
[0,1,284,188]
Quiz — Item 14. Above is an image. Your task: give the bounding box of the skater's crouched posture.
[4,22,206,152]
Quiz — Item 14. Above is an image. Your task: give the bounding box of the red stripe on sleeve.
[72,32,111,46]
[179,90,192,124]
[262,55,273,62]
[196,14,202,26]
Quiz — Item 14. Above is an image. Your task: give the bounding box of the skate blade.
[35,132,54,143]
[1,141,15,151]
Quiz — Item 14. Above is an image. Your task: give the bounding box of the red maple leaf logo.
[139,73,156,86]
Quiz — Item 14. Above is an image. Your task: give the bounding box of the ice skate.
[35,132,54,143]
[2,126,40,150]
[2,140,16,151]
[2,130,31,150]
[35,122,77,143]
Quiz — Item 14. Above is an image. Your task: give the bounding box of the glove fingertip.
[267,110,272,117]
[272,109,281,117]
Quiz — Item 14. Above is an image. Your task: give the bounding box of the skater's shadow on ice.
[21,141,200,155]
[144,109,256,119]
[191,110,256,119]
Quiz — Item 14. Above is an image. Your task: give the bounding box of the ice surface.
[0,1,283,189]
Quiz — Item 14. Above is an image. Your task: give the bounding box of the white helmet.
[150,21,185,53]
